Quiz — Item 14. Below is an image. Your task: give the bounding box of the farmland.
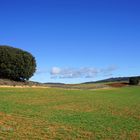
[0,86,140,139]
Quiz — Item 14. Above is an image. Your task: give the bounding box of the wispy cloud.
[50,66,118,79]
[101,65,118,76]
[35,69,48,75]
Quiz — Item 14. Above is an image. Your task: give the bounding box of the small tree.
[0,45,36,81]
[129,77,139,85]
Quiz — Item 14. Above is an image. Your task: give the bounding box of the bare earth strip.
[0,85,49,88]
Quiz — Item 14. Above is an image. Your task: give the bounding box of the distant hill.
[0,76,140,87]
[44,82,65,88]
[0,78,44,87]
[0,78,66,87]
[83,76,140,84]
[44,82,65,85]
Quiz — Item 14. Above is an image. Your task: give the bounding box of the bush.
[129,77,139,85]
[0,45,36,81]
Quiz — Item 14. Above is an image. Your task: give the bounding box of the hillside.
[0,76,139,89]
[0,79,43,87]
[83,76,140,84]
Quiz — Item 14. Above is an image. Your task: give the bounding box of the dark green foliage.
[129,77,139,85]
[0,45,36,81]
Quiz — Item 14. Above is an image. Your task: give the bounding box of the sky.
[0,0,140,83]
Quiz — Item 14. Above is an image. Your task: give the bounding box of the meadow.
[0,86,140,139]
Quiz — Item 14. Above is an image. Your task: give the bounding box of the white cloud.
[51,67,61,75]
[50,66,117,79]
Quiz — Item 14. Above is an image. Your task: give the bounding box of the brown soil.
[106,82,129,88]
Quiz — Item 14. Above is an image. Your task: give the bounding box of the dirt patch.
[106,82,129,88]
[0,85,49,88]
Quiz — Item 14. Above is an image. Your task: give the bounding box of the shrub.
[129,77,139,85]
[0,45,36,81]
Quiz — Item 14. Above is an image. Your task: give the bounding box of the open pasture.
[0,86,140,139]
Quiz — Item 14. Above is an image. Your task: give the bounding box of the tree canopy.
[0,45,36,81]
[129,77,139,85]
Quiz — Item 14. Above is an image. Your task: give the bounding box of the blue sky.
[0,0,140,83]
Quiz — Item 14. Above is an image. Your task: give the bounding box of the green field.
[0,87,140,139]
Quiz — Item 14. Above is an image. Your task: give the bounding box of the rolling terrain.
[1,76,139,89]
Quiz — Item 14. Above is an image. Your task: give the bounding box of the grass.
[0,86,140,139]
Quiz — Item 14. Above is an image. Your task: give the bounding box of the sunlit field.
[0,86,140,139]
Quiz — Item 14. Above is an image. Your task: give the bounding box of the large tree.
[0,45,36,81]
